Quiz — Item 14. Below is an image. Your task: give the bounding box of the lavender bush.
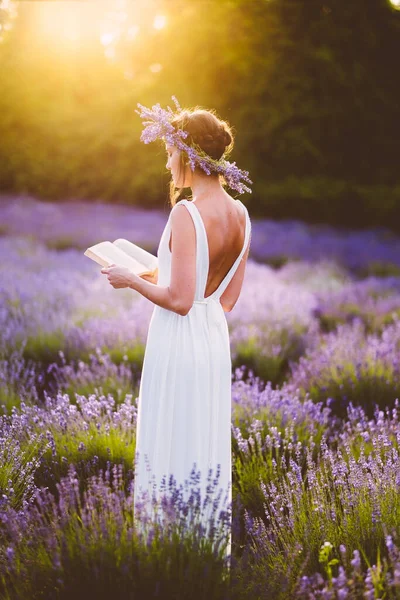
[233,401,400,598]
[2,387,138,497]
[1,196,400,598]
[0,462,232,600]
[2,195,400,275]
[313,275,400,334]
[0,414,50,512]
[287,317,400,418]
[231,369,334,517]
[46,348,139,401]
[0,346,41,411]
[294,537,400,599]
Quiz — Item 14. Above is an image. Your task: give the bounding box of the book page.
[113,238,158,271]
[84,241,153,275]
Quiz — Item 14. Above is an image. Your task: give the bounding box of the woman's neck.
[190,174,226,202]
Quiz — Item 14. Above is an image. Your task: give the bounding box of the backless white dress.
[133,198,251,561]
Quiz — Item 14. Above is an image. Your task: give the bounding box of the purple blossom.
[135,96,253,194]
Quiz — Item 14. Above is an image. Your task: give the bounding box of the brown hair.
[167,107,235,207]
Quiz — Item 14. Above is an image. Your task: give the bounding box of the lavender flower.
[135,96,253,194]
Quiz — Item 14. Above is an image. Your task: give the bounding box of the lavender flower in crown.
[135,96,253,194]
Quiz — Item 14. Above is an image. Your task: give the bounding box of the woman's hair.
[167,107,235,206]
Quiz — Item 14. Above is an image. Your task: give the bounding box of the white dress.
[133,198,251,560]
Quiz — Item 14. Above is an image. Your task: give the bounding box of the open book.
[84,238,158,277]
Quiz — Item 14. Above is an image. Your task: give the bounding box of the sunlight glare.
[126,25,139,40]
[389,0,400,8]
[153,15,166,30]
[18,1,170,66]
[0,0,18,44]
[105,46,116,60]
[100,32,115,46]
[124,68,134,80]
[33,4,83,47]
[149,63,162,73]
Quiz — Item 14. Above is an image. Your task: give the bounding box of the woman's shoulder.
[170,199,189,211]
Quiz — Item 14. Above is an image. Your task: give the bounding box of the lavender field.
[1,195,400,599]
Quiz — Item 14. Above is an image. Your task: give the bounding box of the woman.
[101,97,252,561]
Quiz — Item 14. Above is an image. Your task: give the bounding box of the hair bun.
[222,129,231,147]
[176,110,235,161]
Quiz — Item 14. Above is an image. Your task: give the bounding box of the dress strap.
[172,199,209,301]
[210,201,251,300]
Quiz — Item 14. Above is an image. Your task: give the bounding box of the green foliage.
[317,304,400,335]
[233,335,289,387]
[0,385,23,414]
[0,2,399,229]
[318,541,339,587]
[232,325,307,387]
[105,344,146,369]
[232,428,309,519]
[357,260,400,279]
[35,424,136,497]
[239,434,400,596]
[0,467,230,600]
[254,178,400,230]
[45,236,87,252]
[20,331,67,364]
[0,433,50,512]
[300,359,400,420]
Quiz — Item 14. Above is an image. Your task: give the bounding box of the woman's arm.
[102,264,184,314]
[130,205,196,316]
[128,267,188,315]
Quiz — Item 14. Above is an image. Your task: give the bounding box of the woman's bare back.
[169,195,247,299]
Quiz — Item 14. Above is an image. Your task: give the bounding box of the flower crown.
[135,96,252,194]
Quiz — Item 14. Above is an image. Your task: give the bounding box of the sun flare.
[23,0,168,62]
[153,14,167,30]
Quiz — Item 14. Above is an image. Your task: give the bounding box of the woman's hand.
[100,264,134,289]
